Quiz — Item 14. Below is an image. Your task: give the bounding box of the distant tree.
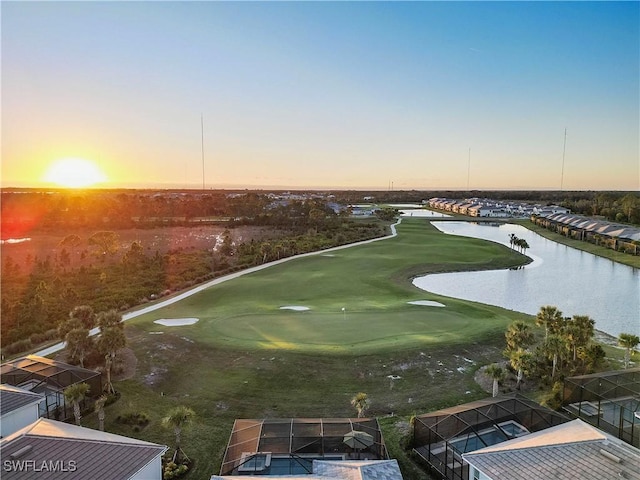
[618,333,640,369]
[64,382,90,426]
[517,238,530,255]
[59,234,82,248]
[163,405,196,463]
[220,229,234,256]
[485,365,504,397]
[88,231,120,256]
[351,392,369,418]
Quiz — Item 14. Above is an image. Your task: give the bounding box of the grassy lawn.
[84,218,546,479]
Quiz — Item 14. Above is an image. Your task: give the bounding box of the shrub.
[163,461,189,480]
[2,338,33,356]
[115,411,150,428]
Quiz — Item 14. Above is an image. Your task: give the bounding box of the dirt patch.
[112,348,138,381]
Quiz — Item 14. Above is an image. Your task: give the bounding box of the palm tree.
[163,405,196,463]
[96,325,126,395]
[94,395,108,431]
[505,321,534,353]
[545,334,565,379]
[69,305,96,329]
[517,238,530,255]
[535,305,563,342]
[63,382,90,426]
[565,315,595,362]
[508,349,531,390]
[350,392,369,418]
[618,333,640,369]
[65,327,93,367]
[485,365,504,397]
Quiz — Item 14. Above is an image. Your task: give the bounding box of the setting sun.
[44,157,107,188]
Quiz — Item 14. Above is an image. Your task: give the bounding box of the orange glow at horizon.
[43,157,107,188]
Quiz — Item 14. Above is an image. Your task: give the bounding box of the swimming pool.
[237,454,345,475]
[448,421,529,454]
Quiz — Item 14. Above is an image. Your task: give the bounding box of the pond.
[412,221,639,338]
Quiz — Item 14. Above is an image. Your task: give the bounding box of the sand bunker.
[407,300,446,307]
[153,318,199,326]
[279,306,310,311]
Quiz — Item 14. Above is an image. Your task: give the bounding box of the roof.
[0,418,167,480]
[210,459,403,480]
[0,384,44,416]
[463,420,640,480]
[313,459,403,480]
[0,355,102,393]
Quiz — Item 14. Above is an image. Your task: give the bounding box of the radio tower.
[201,114,205,191]
[560,128,567,191]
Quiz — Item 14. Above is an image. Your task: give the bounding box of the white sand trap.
[153,318,199,326]
[407,300,446,307]
[279,306,310,311]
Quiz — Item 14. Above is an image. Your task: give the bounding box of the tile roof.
[0,385,44,416]
[463,420,640,480]
[1,418,167,480]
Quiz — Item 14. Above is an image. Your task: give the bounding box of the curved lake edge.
[412,220,639,339]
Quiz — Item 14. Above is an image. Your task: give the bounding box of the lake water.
[412,221,640,337]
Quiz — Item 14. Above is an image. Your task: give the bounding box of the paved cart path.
[34,220,401,358]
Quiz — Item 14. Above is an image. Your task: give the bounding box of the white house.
[0,384,44,438]
[462,419,640,480]
[1,418,168,479]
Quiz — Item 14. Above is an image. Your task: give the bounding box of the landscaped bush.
[115,411,150,429]
[163,461,189,480]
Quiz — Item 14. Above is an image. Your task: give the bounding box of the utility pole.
[201,114,205,191]
[560,128,567,191]
[467,147,471,191]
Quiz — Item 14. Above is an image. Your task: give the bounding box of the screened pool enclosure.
[220,418,388,476]
[412,394,569,480]
[562,368,640,447]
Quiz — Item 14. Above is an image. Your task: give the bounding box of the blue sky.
[2,1,638,190]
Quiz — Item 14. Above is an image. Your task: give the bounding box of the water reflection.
[412,222,639,337]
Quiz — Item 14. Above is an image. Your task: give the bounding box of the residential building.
[463,419,640,480]
[0,418,167,479]
[0,384,44,437]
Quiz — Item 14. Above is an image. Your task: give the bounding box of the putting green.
[130,218,530,354]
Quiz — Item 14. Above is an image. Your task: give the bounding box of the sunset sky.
[2,1,638,191]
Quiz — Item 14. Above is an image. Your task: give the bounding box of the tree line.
[487,305,639,407]
[1,200,390,352]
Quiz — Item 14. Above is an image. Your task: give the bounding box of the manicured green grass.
[129,219,531,354]
[92,218,537,480]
